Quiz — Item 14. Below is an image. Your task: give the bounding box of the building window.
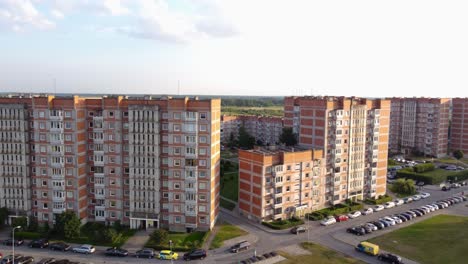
[199,159,206,166]
[43,203,48,209]
[163,193,169,198]
[199,136,207,143]
[174,159,181,166]
[174,216,181,223]
[174,183,180,189]
[174,194,180,200]
[199,216,206,224]
[173,112,181,119]
[199,205,206,212]
[199,125,207,131]
[200,113,207,119]
[199,182,206,190]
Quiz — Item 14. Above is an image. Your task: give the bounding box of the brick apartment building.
[388,97,450,158]
[0,94,220,232]
[450,98,468,153]
[238,147,325,222]
[283,96,389,203]
[221,115,283,146]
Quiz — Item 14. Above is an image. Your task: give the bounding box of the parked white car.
[413,194,422,201]
[420,192,431,199]
[374,205,384,212]
[362,208,374,215]
[394,199,404,206]
[348,211,362,219]
[384,202,395,209]
[381,217,396,226]
[320,216,337,226]
[365,223,378,231]
[72,244,95,254]
[391,216,403,224]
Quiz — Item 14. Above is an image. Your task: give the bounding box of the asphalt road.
[2,184,467,264]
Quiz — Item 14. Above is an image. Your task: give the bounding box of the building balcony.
[53,208,66,214]
[93,138,104,144]
[95,193,105,199]
[95,215,106,221]
[95,205,106,210]
[52,185,65,191]
[52,196,66,202]
[49,115,63,121]
[51,174,65,180]
[51,162,64,168]
[94,182,105,188]
[185,200,197,206]
[94,160,104,166]
[50,127,64,133]
[185,210,197,217]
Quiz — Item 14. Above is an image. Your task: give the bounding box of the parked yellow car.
[158,250,178,260]
[355,242,379,256]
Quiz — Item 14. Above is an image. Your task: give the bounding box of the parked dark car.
[378,253,404,264]
[2,238,24,246]
[414,208,426,215]
[105,247,128,257]
[359,225,373,234]
[36,258,57,264]
[0,255,23,264]
[346,227,366,236]
[183,249,207,260]
[49,242,71,251]
[16,256,34,264]
[442,186,451,191]
[230,241,251,253]
[371,221,385,230]
[396,214,409,222]
[401,212,413,220]
[28,238,49,248]
[378,220,390,228]
[409,209,423,217]
[290,226,307,234]
[135,248,155,258]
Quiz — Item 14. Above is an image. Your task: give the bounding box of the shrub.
[262,217,304,230]
[15,231,41,240]
[365,194,393,205]
[413,163,435,173]
[150,229,169,245]
[447,170,468,182]
[396,170,445,184]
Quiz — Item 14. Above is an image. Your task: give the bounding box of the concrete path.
[121,229,150,252]
[202,224,220,250]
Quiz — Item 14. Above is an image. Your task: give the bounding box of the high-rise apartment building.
[388,98,450,158]
[238,147,325,222]
[0,94,220,232]
[450,98,468,153]
[284,96,389,203]
[221,115,283,146]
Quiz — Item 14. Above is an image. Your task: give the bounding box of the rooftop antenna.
[178,80,180,96]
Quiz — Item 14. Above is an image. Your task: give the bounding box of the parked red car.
[334,215,349,222]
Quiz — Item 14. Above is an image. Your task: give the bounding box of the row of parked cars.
[319,193,431,227]
[346,195,466,236]
[0,238,207,262]
[238,251,279,264]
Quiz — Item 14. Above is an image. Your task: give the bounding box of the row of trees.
[227,126,298,149]
[221,97,283,107]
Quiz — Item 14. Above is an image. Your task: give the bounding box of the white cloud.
[116,0,239,43]
[0,0,54,31]
[50,9,64,19]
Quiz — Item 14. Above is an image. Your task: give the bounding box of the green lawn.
[221,171,238,201]
[210,222,248,249]
[369,214,468,264]
[220,198,236,211]
[418,168,460,178]
[278,242,365,264]
[146,231,208,251]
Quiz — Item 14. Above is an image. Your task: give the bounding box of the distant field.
[369,214,468,264]
[221,106,283,117]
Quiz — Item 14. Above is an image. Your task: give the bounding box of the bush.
[150,229,169,245]
[15,231,42,240]
[447,170,468,182]
[413,163,435,173]
[365,194,393,205]
[262,217,304,230]
[396,170,445,185]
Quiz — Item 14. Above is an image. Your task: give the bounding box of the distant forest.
[220,97,283,107]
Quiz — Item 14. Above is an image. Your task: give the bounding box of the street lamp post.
[169,240,173,264]
[12,225,21,262]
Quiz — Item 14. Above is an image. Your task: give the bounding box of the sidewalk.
[121,229,150,252]
[220,208,285,234]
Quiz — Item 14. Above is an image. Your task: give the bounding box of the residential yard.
[369,214,468,264]
[278,242,365,264]
[146,231,209,251]
[221,171,238,201]
[220,198,236,211]
[210,222,248,249]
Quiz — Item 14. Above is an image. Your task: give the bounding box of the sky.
[1,0,468,97]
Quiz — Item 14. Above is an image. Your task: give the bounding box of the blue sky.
[1,0,468,97]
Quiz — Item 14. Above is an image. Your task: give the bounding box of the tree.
[0,207,9,226]
[150,229,168,245]
[391,178,416,195]
[279,127,297,146]
[27,216,38,232]
[104,228,123,246]
[238,126,255,149]
[12,216,27,229]
[55,211,81,240]
[453,150,464,160]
